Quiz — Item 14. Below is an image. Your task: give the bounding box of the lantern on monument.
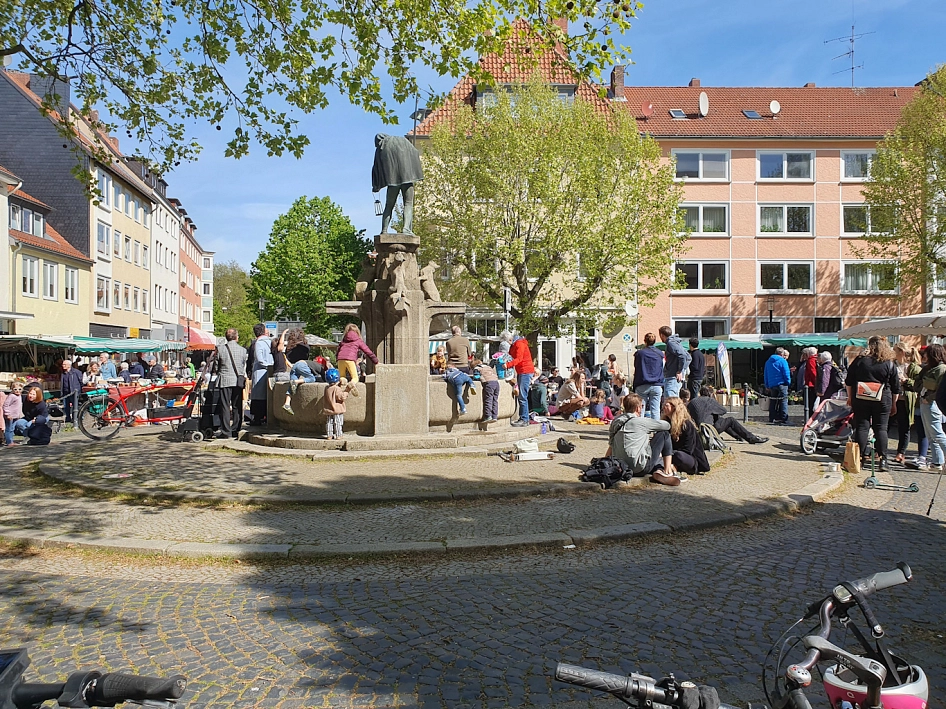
[373,197,383,216]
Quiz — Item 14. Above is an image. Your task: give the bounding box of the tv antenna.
[825,24,874,87]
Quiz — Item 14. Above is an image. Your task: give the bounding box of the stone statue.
[354,255,376,300]
[419,261,441,301]
[389,252,411,312]
[372,133,424,235]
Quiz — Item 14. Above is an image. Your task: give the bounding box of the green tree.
[250,196,369,337]
[858,65,946,292]
[212,260,258,346]
[414,79,687,343]
[0,2,640,171]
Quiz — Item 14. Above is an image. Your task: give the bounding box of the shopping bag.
[514,438,539,453]
[842,441,861,474]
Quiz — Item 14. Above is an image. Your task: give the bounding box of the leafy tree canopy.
[0,0,640,171]
[415,78,687,341]
[858,65,946,292]
[212,260,258,346]
[250,196,369,337]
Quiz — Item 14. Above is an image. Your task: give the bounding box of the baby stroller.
[800,398,853,455]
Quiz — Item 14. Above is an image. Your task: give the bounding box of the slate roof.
[11,225,93,264]
[0,163,19,182]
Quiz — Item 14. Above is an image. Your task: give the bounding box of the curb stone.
[2,471,845,561]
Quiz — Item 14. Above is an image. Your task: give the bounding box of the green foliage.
[1,0,641,171]
[249,196,369,337]
[858,65,946,291]
[415,79,687,339]
[212,260,258,346]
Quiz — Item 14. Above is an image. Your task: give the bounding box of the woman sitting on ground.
[662,396,710,477]
[555,370,589,418]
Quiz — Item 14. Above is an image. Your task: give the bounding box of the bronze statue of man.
[372,133,424,234]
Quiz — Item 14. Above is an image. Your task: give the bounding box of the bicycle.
[76,380,205,443]
[555,563,928,709]
[0,648,185,709]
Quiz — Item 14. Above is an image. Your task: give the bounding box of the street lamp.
[766,296,776,324]
[258,297,265,322]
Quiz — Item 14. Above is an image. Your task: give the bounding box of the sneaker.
[282,403,295,415]
[750,436,769,444]
[650,469,681,487]
[459,408,467,415]
[878,458,889,472]
[905,458,926,470]
[511,419,529,427]
[469,388,478,396]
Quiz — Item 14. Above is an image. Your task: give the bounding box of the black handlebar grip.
[91,673,186,704]
[555,663,633,698]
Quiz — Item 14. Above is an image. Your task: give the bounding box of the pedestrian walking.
[764,347,792,424]
[633,333,664,419]
[846,336,901,472]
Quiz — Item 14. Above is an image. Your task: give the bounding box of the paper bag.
[842,441,861,474]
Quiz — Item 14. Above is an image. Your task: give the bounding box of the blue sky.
[165,0,946,269]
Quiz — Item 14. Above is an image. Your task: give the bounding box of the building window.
[42,261,58,300]
[759,262,813,292]
[113,229,121,256]
[96,276,109,310]
[202,282,211,295]
[124,235,132,261]
[97,222,110,255]
[113,280,121,309]
[842,151,874,180]
[114,184,122,211]
[815,317,842,334]
[142,245,149,269]
[31,213,43,236]
[133,287,140,312]
[202,310,211,323]
[133,199,141,223]
[759,319,784,335]
[171,253,177,273]
[672,150,729,180]
[674,262,728,292]
[143,206,150,228]
[98,172,112,207]
[21,208,33,234]
[21,256,38,296]
[759,205,812,235]
[673,319,728,339]
[758,151,813,180]
[203,257,211,269]
[680,205,728,235]
[125,192,132,217]
[171,291,177,314]
[10,204,21,231]
[842,205,893,235]
[133,241,140,266]
[843,262,897,294]
[142,289,148,313]
[64,267,78,304]
[123,284,131,310]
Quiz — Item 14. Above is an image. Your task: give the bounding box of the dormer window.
[669,109,687,119]
[742,110,762,119]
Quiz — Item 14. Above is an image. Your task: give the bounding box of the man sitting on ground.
[688,386,768,445]
[605,393,681,487]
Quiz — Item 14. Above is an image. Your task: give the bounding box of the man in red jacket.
[507,335,535,427]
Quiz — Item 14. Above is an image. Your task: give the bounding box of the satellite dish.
[770,99,781,115]
[698,91,709,117]
[1,55,11,68]
[641,102,654,118]
[624,301,638,318]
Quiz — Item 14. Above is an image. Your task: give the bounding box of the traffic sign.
[622,333,632,342]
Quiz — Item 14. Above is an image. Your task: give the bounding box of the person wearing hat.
[529,375,549,416]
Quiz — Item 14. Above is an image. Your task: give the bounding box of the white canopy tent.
[839,313,946,340]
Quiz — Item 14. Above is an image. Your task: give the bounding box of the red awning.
[186,326,217,350]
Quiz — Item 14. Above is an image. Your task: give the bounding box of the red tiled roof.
[0,163,19,182]
[11,189,51,210]
[623,85,917,139]
[412,19,608,137]
[11,225,93,264]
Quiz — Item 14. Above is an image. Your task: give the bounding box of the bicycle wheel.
[76,399,126,441]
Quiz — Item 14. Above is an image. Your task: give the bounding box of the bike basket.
[86,391,110,415]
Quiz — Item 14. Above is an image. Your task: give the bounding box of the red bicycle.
[76,380,204,442]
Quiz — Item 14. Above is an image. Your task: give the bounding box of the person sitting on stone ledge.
[443,365,477,416]
[282,358,325,416]
[430,345,447,375]
[688,386,768,445]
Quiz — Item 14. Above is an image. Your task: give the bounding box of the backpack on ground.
[699,422,728,453]
[580,456,631,489]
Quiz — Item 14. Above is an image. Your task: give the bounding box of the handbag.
[225,343,247,389]
[842,441,861,474]
[855,381,884,402]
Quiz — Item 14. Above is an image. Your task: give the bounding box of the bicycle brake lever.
[801,636,887,687]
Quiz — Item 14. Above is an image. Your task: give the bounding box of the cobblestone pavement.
[0,425,822,546]
[0,435,944,708]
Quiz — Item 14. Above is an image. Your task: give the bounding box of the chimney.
[610,65,625,99]
[109,136,119,152]
[552,17,568,33]
[804,82,816,88]
[689,78,700,88]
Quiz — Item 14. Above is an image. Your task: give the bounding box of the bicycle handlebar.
[841,563,911,602]
[12,672,186,708]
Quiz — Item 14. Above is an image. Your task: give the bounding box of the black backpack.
[580,456,631,489]
[828,364,845,392]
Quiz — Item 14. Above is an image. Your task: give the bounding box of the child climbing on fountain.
[322,368,357,439]
[443,365,477,415]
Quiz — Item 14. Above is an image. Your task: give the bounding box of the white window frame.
[133,287,140,312]
[758,204,814,236]
[10,204,21,231]
[124,235,132,262]
[202,309,212,323]
[672,261,730,294]
[758,261,815,294]
[671,318,730,339]
[841,203,892,236]
[113,280,122,310]
[64,267,79,304]
[96,276,110,312]
[203,257,211,269]
[841,261,898,295]
[31,213,43,237]
[113,229,121,257]
[671,149,730,182]
[42,261,58,300]
[98,172,112,208]
[123,284,131,310]
[679,204,729,236]
[142,245,149,269]
[841,150,875,181]
[202,282,211,296]
[21,255,38,297]
[133,241,140,266]
[757,150,815,181]
[96,222,110,257]
[142,289,149,314]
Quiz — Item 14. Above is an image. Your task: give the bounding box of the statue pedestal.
[374,364,429,436]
